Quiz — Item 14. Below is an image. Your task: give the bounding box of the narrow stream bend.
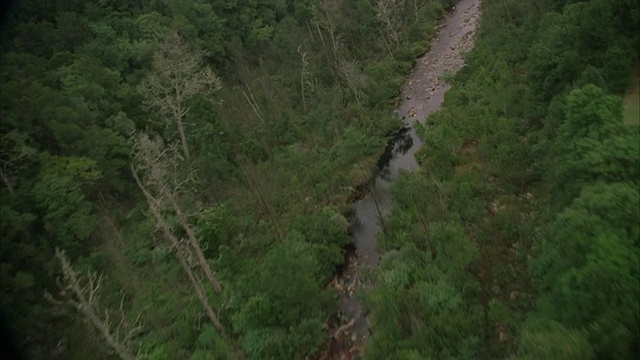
[321,0,481,358]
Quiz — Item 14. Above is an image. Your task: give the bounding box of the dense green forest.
[366,0,639,359]
[1,0,638,359]
[0,0,457,358]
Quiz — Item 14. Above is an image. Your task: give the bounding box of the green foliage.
[366,245,482,360]
[2,0,429,354]
[2,0,637,358]
[523,5,639,359]
[530,183,639,358]
[527,0,639,103]
[370,0,639,359]
[33,156,100,255]
[551,85,639,204]
[516,321,595,360]
[140,341,170,360]
[284,207,350,282]
[195,204,233,257]
[231,236,330,359]
[187,324,232,360]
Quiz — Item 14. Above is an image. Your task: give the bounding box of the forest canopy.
[366,0,639,359]
[1,0,638,359]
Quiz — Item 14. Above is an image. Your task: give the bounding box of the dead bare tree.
[314,4,368,106]
[297,45,316,113]
[376,0,405,50]
[139,31,222,159]
[47,249,142,360]
[312,7,346,94]
[131,167,225,333]
[131,133,222,293]
[338,58,368,104]
[130,132,225,332]
[242,87,266,128]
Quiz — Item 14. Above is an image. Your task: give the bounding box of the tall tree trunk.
[131,167,225,333]
[299,46,308,113]
[176,115,191,159]
[163,187,222,292]
[139,31,221,161]
[174,244,225,334]
[51,250,139,360]
[77,303,136,360]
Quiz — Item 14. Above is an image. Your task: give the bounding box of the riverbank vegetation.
[366,0,639,359]
[0,0,463,359]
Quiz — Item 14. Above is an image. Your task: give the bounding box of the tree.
[516,321,594,360]
[339,58,368,104]
[232,234,329,359]
[47,249,142,360]
[132,168,225,334]
[131,133,225,333]
[32,156,101,257]
[366,244,483,359]
[552,85,639,205]
[297,45,314,113]
[139,31,222,159]
[384,172,450,258]
[375,0,404,51]
[132,133,221,292]
[531,183,639,358]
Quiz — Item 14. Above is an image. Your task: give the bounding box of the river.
[319,0,481,358]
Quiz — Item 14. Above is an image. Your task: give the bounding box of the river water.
[322,0,481,358]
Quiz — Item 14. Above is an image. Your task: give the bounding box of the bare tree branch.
[338,59,368,104]
[132,165,225,333]
[132,133,222,293]
[376,0,405,49]
[48,249,140,360]
[138,31,222,159]
[130,134,226,334]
